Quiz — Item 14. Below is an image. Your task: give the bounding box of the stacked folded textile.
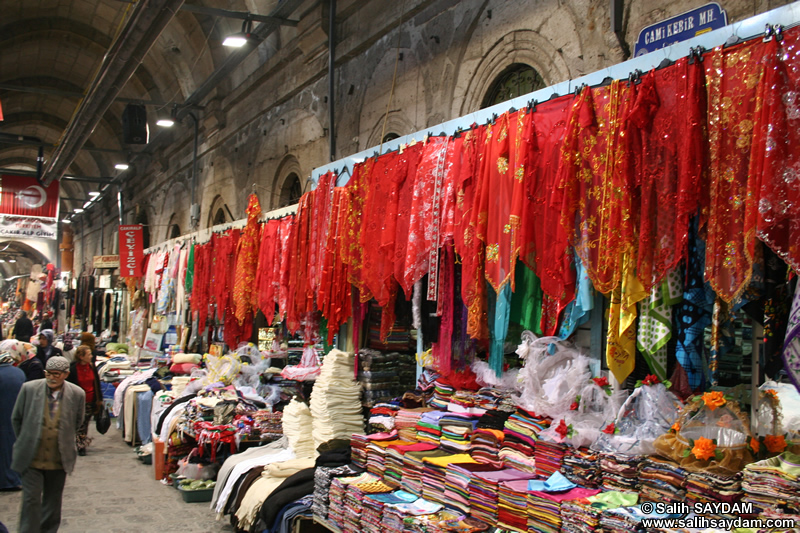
[313,464,361,521]
[562,447,601,488]
[470,429,505,467]
[468,468,537,525]
[362,491,419,533]
[381,497,445,533]
[475,387,518,412]
[534,439,567,477]
[403,449,450,495]
[351,434,368,467]
[421,454,478,507]
[404,509,490,533]
[283,399,317,457]
[252,410,283,441]
[526,486,602,533]
[561,491,639,533]
[742,452,800,513]
[416,410,447,444]
[685,470,743,505]
[430,380,455,410]
[599,505,681,532]
[443,463,498,515]
[366,441,388,478]
[310,349,364,449]
[396,408,431,441]
[497,479,532,533]
[369,403,400,433]
[384,442,438,489]
[439,413,479,453]
[343,478,394,533]
[447,390,487,416]
[328,473,376,529]
[639,457,687,502]
[381,506,407,533]
[599,452,644,493]
[500,408,550,473]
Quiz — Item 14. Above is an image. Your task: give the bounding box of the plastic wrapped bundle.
[310,349,364,449]
[593,380,682,456]
[515,332,592,418]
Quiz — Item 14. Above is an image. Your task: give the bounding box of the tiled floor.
[0,426,234,533]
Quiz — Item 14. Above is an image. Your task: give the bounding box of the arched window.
[213,208,226,227]
[382,132,400,143]
[169,224,181,240]
[481,63,545,109]
[279,173,302,208]
[135,208,150,249]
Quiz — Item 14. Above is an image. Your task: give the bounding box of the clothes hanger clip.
[657,57,673,69]
[508,107,517,114]
[773,24,784,42]
[548,92,560,101]
[598,76,614,87]
[763,23,774,42]
[724,33,741,48]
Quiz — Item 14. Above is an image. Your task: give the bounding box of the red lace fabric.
[704,39,767,302]
[383,143,423,273]
[278,216,295,322]
[558,82,635,295]
[439,136,464,248]
[210,231,239,321]
[750,28,800,272]
[519,96,575,335]
[191,241,211,328]
[625,58,708,291]
[402,136,449,297]
[318,187,353,339]
[454,125,490,340]
[309,171,336,297]
[256,219,280,319]
[341,160,374,303]
[233,194,262,324]
[287,192,314,333]
[432,244,455,374]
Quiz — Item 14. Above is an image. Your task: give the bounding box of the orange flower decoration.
[749,437,760,454]
[764,389,779,401]
[692,437,717,461]
[671,422,681,432]
[702,391,726,411]
[764,434,787,454]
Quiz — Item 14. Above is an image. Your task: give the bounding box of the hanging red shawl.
[519,95,576,335]
[233,194,262,324]
[309,171,336,296]
[704,39,768,303]
[191,241,212,329]
[256,219,280,320]
[319,187,353,339]
[402,136,449,297]
[278,217,295,322]
[286,192,314,333]
[558,82,636,295]
[749,28,800,272]
[341,160,374,302]
[625,59,708,291]
[439,136,464,248]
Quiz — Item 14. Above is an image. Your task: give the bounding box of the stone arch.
[271,154,303,210]
[364,111,416,151]
[206,194,230,229]
[456,29,574,116]
[165,213,181,241]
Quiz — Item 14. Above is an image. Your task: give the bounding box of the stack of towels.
[310,349,364,449]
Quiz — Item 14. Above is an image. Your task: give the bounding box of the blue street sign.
[634,2,728,57]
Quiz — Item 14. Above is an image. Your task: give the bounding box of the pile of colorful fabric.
[497,479,531,533]
[396,408,430,441]
[500,408,549,473]
[475,387,517,412]
[251,410,283,441]
[561,491,639,533]
[381,497,444,533]
[443,463,498,515]
[368,403,400,433]
[526,486,602,533]
[416,410,447,444]
[561,447,601,488]
[599,505,681,532]
[430,380,455,410]
[639,457,687,502]
[313,464,361,521]
[421,454,477,506]
[599,452,644,493]
[742,451,800,513]
[439,413,479,453]
[468,468,536,525]
[469,428,505,467]
[684,470,743,505]
[385,442,438,489]
[402,449,448,496]
[350,434,368,468]
[343,477,394,533]
[534,439,568,477]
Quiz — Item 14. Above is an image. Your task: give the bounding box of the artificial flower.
[671,422,681,432]
[570,401,579,411]
[764,389,779,401]
[555,419,568,439]
[702,391,726,411]
[749,437,760,454]
[602,423,615,435]
[642,374,660,386]
[692,437,717,461]
[593,377,609,388]
[764,434,787,454]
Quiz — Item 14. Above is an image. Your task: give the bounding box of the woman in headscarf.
[0,339,43,382]
[35,329,62,365]
[0,350,25,489]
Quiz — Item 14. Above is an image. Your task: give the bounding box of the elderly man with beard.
[11,356,84,533]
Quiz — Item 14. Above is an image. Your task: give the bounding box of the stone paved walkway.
[0,426,235,533]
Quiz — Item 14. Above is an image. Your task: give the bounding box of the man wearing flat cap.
[11,356,85,533]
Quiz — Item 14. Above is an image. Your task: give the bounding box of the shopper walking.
[13,311,34,343]
[35,330,62,366]
[0,351,26,490]
[11,356,85,533]
[66,346,103,456]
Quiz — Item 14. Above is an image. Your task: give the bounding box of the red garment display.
[287,192,314,332]
[558,82,636,295]
[278,216,295,322]
[233,194,262,324]
[750,28,800,272]
[704,39,767,302]
[318,187,352,339]
[342,160,374,303]
[191,241,212,328]
[255,219,280,319]
[309,171,336,296]
[625,58,708,291]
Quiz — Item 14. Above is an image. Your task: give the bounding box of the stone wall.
[72,0,792,269]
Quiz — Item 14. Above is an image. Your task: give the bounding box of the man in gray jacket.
[11,356,85,533]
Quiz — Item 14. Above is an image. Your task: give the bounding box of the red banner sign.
[0,174,60,219]
[119,225,144,277]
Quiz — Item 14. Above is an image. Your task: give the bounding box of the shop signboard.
[118,224,144,277]
[634,3,727,56]
[93,255,119,269]
[0,215,58,240]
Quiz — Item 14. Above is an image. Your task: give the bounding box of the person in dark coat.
[66,346,103,455]
[13,311,34,343]
[38,314,53,334]
[35,330,62,366]
[0,352,26,490]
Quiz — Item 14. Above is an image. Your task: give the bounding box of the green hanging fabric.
[636,268,683,380]
[184,243,195,295]
[489,282,513,377]
[510,262,543,336]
